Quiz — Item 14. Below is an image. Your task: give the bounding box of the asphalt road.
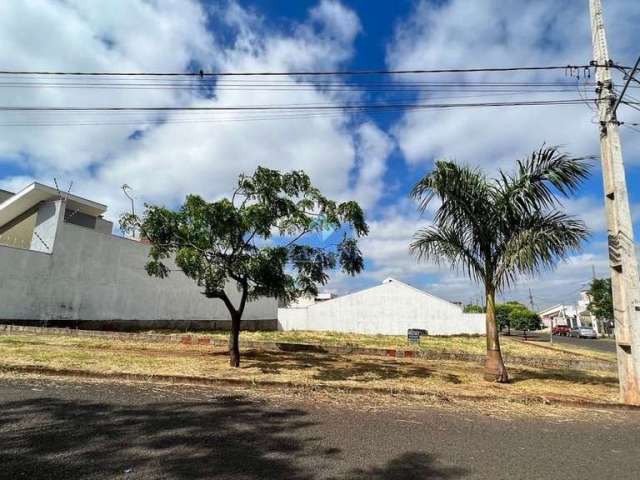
[549,334,617,353]
[512,331,617,354]
[2,377,640,480]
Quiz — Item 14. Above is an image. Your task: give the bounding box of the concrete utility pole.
[589,0,640,404]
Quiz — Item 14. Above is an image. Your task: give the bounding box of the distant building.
[0,183,277,330]
[278,277,485,336]
[538,290,599,334]
[288,292,336,308]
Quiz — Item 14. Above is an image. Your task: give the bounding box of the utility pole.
[528,288,535,311]
[590,0,640,405]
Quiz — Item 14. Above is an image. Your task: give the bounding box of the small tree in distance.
[508,305,541,332]
[588,278,613,322]
[463,304,485,313]
[121,167,368,367]
[495,301,524,335]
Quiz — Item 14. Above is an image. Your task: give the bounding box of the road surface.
[550,334,616,353]
[506,331,617,354]
[1,377,639,480]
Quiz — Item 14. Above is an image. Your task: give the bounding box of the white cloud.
[387,0,640,170]
[0,0,213,173]
[351,122,395,209]
[1,0,636,310]
[0,0,392,221]
[375,0,640,307]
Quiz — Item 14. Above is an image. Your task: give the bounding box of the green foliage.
[494,301,540,331]
[495,302,522,331]
[409,145,590,377]
[463,304,485,313]
[508,306,541,331]
[588,278,613,321]
[410,146,591,292]
[120,166,369,317]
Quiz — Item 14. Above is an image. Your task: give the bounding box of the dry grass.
[0,333,620,409]
[172,329,616,362]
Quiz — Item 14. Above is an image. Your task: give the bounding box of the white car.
[570,326,598,339]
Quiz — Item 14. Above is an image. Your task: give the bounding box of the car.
[570,326,598,339]
[552,325,571,336]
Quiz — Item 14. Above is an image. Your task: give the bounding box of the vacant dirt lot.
[0,332,622,409]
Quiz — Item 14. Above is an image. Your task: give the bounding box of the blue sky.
[1,0,639,309]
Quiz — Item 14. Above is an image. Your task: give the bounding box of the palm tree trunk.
[229,313,241,367]
[484,285,509,382]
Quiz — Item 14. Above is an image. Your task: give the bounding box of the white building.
[538,290,599,334]
[538,304,577,328]
[278,278,486,336]
[0,183,278,329]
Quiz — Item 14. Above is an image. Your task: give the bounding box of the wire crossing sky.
[1,0,639,308]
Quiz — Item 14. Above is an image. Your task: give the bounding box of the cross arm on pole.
[612,55,640,118]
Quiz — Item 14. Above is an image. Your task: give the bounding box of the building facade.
[538,290,601,335]
[0,183,278,330]
[278,278,486,336]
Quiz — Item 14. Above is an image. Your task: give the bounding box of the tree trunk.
[484,286,509,382]
[229,313,241,367]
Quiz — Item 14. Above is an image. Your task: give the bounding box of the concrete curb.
[1,363,636,412]
[0,323,616,372]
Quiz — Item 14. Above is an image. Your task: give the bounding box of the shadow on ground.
[242,350,462,384]
[509,368,618,385]
[0,392,467,479]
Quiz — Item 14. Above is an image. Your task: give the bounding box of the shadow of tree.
[509,368,618,385]
[0,394,317,479]
[312,360,434,382]
[337,453,467,480]
[241,350,460,384]
[0,387,469,479]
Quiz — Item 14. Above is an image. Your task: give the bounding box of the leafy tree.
[508,306,541,331]
[410,146,590,382]
[587,278,613,321]
[121,167,368,367]
[495,301,526,335]
[463,304,485,313]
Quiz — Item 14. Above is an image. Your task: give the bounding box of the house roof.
[538,304,576,317]
[307,277,462,310]
[381,277,462,309]
[0,182,107,228]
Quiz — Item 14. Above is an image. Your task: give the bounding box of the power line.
[0,64,605,77]
[0,98,601,113]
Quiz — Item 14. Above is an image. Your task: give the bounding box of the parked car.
[552,325,571,336]
[570,326,598,339]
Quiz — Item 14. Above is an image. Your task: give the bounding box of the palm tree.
[410,146,590,382]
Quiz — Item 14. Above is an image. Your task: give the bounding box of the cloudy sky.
[1,0,639,309]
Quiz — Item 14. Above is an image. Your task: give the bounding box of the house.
[538,290,600,334]
[278,277,485,336]
[538,304,577,328]
[0,183,278,330]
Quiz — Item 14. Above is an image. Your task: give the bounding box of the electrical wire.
[0,98,600,127]
[1,64,633,127]
[0,98,601,112]
[0,64,608,77]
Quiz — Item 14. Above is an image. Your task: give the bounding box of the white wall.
[0,221,277,322]
[30,200,63,253]
[278,280,485,336]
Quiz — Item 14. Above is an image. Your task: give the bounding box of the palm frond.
[411,161,490,220]
[410,225,486,284]
[411,161,495,256]
[496,145,592,212]
[494,211,589,289]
